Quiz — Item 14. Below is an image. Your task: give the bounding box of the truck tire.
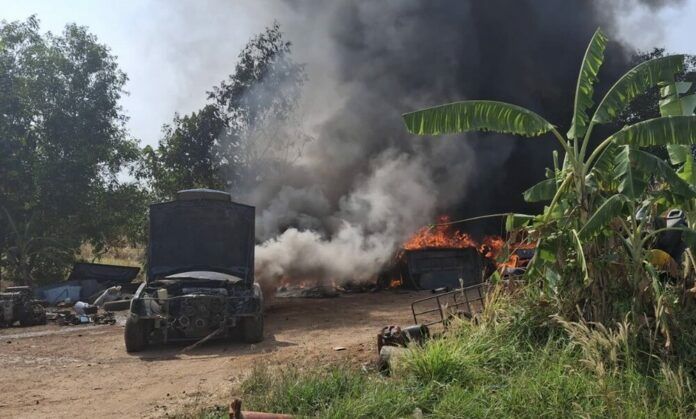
[103,299,131,312]
[124,316,148,352]
[241,315,264,343]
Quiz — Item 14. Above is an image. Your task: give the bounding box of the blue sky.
[2,1,696,147]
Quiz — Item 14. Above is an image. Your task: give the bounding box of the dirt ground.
[0,290,429,418]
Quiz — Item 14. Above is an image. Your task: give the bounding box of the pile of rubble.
[45,285,128,326]
[46,307,116,326]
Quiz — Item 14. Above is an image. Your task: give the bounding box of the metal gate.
[411,283,486,327]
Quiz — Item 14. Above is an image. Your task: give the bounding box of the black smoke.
[263,1,635,232]
[223,0,683,284]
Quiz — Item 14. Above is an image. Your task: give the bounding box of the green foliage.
[615,146,695,199]
[209,21,307,192]
[592,55,684,124]
[667,144,691,164]
[402,28,696,361]
[609,115,696,147]
[568,28,608,140]
[213,295,696,418]
[236,364,436,418]
[579,194,627,239]
[523,178,557,202]
[143,22,308,198]
[402,100,554,137]
[616,49,696,132]
[140,105,226,200]
[0,17,147,284]
[221,34,696,417]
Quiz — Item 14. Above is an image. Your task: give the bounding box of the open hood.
[147,191,255,283]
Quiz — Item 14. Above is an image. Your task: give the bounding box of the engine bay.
[135,278,258,341]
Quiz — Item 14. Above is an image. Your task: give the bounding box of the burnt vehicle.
[124,189,262,352]
[393,247,485,290]
[0,286,46,327]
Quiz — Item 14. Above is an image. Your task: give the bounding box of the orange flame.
[401,215,535,273]
[403,216,480,250]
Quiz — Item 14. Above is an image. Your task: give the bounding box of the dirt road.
[0,290,427,418]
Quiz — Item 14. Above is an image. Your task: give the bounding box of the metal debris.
[50,309,115,326]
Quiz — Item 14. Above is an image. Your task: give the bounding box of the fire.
[403,216,479,250]
[403,216,504,258]
[480,236,504,258]
[389,277,402,288]
[402,215,535,273]
[498,241,537,271]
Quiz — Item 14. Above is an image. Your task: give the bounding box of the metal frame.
[411,283,486,327]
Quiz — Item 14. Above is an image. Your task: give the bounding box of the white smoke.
[254,151,440,286]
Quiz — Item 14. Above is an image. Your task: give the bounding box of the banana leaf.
[567,28,607,139]
[593,55,684,124]
[523,178,557,202]
[403,100,554,137]
[609,115,696,147]
[579,194,628,239]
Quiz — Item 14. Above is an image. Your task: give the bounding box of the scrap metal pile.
[46,304,117,326]
[0,286,47,327]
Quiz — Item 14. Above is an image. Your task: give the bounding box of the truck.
[124,189,263,352]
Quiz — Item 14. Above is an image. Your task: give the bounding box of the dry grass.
[78,243,144,267]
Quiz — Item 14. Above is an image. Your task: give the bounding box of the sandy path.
[0,290,428,418]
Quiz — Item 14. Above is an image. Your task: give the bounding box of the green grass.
[198,295,696,418]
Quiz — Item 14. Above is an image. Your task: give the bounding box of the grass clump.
[209,290,696,418]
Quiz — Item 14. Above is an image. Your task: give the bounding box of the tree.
[209,22,307,192]
[402,28,696,353]
[143,23,307,199]
[0,17,144,284]
[141,105,226,199]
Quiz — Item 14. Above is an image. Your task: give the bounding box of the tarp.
[37,263,140,304]
[41,284,82,305]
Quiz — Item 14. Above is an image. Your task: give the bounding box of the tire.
[124,316,148,352]
[241,315,264,343]
[103,299,131,312]
[17,304,34,327]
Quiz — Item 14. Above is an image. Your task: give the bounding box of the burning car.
[124,189,262,352]
[383,216,538,290]
[384,217,501,290]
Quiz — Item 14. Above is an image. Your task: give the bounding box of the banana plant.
[403,27,696,247]
[402,28,696,327]
[404,29,695,217]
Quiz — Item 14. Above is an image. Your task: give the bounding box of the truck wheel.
[241,315,264,343]
[124,316,148,352]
